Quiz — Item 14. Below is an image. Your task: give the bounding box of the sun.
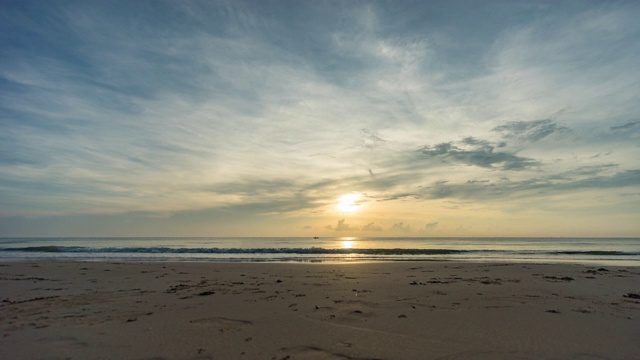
[337,193,363,213]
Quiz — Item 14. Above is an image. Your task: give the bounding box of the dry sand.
[1,261,639,359]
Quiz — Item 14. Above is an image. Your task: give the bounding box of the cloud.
[480,3,640,127]
[359,128,387,149]
[1,2,639,236]
[425,169,640,201]
[334,219,358,232]
[425,222,439,230]
[493,119,570,143]
[390,222,410,232]
[200,179,297,197]
[361,222,383,232]
[416,140,539,170]
[610,121,640,133]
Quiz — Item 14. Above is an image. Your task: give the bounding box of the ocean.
[1,237,639,266]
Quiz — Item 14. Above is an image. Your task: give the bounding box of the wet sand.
[1,261,639,359]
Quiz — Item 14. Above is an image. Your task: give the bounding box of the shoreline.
[2,236,638,267]
[2,260,639,359]
[2,257,639,267]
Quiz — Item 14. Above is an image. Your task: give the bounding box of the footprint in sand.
[189,317,252,332]
[275,346,385,360]
[37,336,88,348]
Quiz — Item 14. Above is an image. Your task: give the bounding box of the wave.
[2,246,467,255]
[4,246,86,253]
[2,246,638,256]
[551,250,634,256]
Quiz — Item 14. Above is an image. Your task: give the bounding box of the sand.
[1,261,639,360]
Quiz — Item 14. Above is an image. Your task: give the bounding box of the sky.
[1,1,639,238]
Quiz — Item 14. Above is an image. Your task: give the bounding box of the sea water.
[1,237,639,266]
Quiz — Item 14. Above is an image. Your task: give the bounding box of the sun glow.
[337,193,362,213]
[340,238,355,249]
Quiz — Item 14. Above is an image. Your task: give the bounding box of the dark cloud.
[203,195,321,216]
[201,179,296,196]
[425,168,640,201]
[467,179,490,184]
[586,120,640,143]
[559,164,618,179]
[571,169,640,189]
[610,121,640,132]
[460,136,492,149]
[417,141,538,170]
[493,119,570,143]
[198,178,324,214]
[378,192,420,201]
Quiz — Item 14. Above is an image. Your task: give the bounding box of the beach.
[1,261,639,359]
